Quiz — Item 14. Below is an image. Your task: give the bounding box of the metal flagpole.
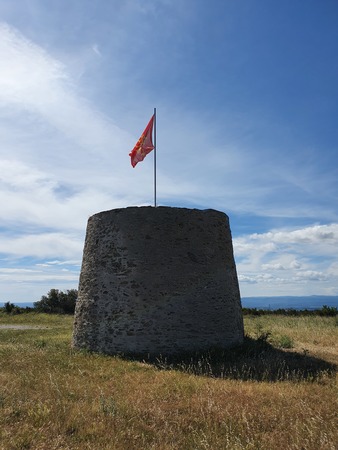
[154,107,157,207]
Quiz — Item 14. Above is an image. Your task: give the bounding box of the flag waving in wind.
[129,115,155,168]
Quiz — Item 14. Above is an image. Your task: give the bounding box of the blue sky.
[0,0,338,302]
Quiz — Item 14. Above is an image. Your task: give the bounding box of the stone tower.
[72,206,244,355]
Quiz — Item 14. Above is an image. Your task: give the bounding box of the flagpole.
[154,107,157,208]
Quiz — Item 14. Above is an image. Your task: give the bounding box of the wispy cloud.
[0,23,131,157]
[234,224,338,296]
[0,232,83,259]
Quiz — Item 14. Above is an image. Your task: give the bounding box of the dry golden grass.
[0,312,337,449]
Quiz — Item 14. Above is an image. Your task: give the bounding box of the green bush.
[3,301,15,314]
[318,305,338,317]
[277,335,294,349]
[33,289,78,314]
[2,302,22,315]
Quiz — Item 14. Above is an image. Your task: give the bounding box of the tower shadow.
[124,336,336,382]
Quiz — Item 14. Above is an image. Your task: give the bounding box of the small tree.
[34,289,78,314]
[59,289,78,314]
[3,301,15,314]
[319,305,338,317]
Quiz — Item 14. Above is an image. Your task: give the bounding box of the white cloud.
[266,225,338,245]
[261,263,286,271]
[0,159,123,231]
[0,23,129,152]
[293,271,328,282]
[0,232,83,259]
[91,44,102,57]
[234,223,338,296]
[0,268,37,274]
[0,255,80,303]
[39,260,81,266]
[0,268,78,283]
[290,260,302,269]
[234,224,338,258]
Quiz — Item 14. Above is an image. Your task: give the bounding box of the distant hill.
[1,296,338,311]
[241,295,338,310]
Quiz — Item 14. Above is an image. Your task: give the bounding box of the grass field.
[0,312,337,449]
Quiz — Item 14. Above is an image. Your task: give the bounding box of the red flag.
[129,115,155,168]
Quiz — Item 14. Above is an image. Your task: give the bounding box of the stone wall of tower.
[72,206,244,355]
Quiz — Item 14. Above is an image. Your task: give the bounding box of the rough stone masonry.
[72,206,244,355]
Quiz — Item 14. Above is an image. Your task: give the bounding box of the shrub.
[34,289,78,314]
[319,305,338,317]
[3,301,15,314]
[2,302,22,315]
[242,306,338,317]
[277,335,294,349]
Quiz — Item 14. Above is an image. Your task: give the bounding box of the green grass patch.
[0,313,337,449]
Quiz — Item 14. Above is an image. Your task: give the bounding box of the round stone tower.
[72,206,244,355]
